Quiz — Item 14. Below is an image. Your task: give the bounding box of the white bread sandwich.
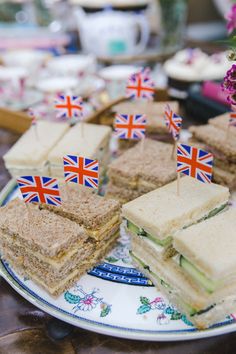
[3,121,69,177]
[123,176,229,259]
[48,123,111,179]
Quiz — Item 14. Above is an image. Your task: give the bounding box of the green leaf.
[137,304,151,314]
[181,315,193,327]
[100,305,111,317]
[165,306,174,315]
[64,291,80,304]
[140,296,150,305]
[105,256,118,263]
[171,312,182,320]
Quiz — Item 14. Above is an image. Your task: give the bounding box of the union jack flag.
[177,144,213,183]
[63,155,99,189]
[126,68,155,101]
[229,111,236,127]
[17,176,62,206]
[164,104,182,140]
[114,114,146,140]
[28,108,37,126]
[54,95,83,120]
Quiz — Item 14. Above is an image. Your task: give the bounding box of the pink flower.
[150,297,166,310]
[222,64,236,104]
[225,4,236,34]
[77,295,99,311]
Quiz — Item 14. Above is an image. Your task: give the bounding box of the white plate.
[0,180,236,341]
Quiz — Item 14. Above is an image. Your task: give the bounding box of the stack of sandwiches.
[111,101,179,152]
[123,176,234,328]
[190,113,236,189]
[106,139,176,203]
[48,123,111,180]
[3,121,69,178]
[0,185,121,296]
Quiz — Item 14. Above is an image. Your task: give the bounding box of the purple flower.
[225,4,236,34]
[222,64,236,104]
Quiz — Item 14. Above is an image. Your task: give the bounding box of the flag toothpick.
[164,104,182,160]
[114,113,147,140]
[54,94,83,124]
[176,143,213,196]
[63,155,99,189]
[126,67,155,101]
[17,176,62,206]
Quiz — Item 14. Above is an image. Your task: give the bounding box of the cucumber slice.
[127,220,140,234]
[205,203,228,219]
[146,233,172,247]
[180,256,218,294]
[126,220,172,247]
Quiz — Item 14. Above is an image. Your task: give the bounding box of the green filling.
[127,220,172,247]
[130,251,217,317]
[126,203,227,249]
[202,203,228,220]
[179,256,220,294]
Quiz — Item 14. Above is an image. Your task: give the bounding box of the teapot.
[74,7,150,57]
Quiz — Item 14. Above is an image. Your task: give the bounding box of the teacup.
[35,76,79,104]
[99,65,140,99]
[46,54,96,77]
[1,49,50,70]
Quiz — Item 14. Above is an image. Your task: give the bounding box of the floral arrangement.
[222,3,236,106]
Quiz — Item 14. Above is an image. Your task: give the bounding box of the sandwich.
[169,208,236,328]
[124,178,233,329]
[111,101,179,152]
[40,183,121,242]
[3,120,69,178]
[106,139,176,203]
[123,176,229,260]
[190,118,236,189]
[0,188,121,296]
[209,112,236,137]
[48,123,111,180]
[130,209,236,329]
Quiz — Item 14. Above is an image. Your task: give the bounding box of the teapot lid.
[70,0,150,11]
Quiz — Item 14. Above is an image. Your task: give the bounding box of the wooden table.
[0,128,236,354]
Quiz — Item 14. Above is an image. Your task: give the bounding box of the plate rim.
[1,179,236,341]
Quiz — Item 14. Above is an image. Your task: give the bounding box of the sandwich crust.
[41,184,121,231]
[190,125,236,162]
[122,176,229,239]
[0,199,87,258]
[173,208,236,280]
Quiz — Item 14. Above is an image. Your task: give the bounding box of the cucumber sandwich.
[122,176,234,329]
[123,176,229,260]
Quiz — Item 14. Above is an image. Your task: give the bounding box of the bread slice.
[0,199,86,258]
[190,124,236,162]
[3,121,69,176]
[48,123,111,177]
[107,139,176,187]
[213,166,236,190]
[40,184,121,240]
[173,208,236,280]
[122,176,229,240]
[209,113,236,138]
